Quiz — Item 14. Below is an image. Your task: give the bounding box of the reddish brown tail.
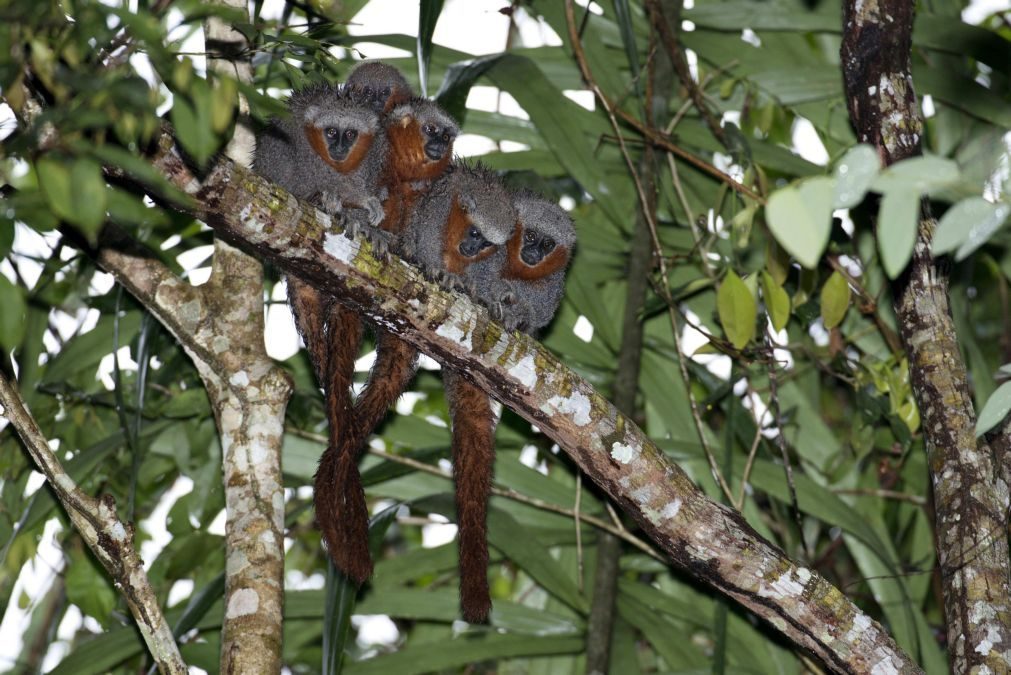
[312,303,374,582]
[444,370,497,623]
[314,436,373,583]
[351,330,419,447]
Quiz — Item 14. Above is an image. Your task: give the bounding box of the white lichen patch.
[661,499,682,519]
[436,321,472,351]
[226,588,260,618]
[975,624,1003,656]
[508,354,538,389]
[630,484,655,504]
[759,570,805,599]
[323,232,358,263]
[870,656,900,675]
[610,441,640,464]
[212,335,230,354]
[544,391,592,427]
[845,611,873,643]
[109,521,128,543]
[229,371,250,387]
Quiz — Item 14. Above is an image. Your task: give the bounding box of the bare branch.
[0,372,187,675]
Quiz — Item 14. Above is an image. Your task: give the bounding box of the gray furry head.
[344,61,413,111]
[451,162,516,245]
[389,97,459,139]
[513,190,577,249]
[287,84,380,134]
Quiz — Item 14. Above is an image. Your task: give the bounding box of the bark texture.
[841,0,1011,671]
[143,137,923,674]
[203,5,289,672]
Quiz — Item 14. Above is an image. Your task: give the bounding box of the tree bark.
[841,0,1011,671]
[200,4,289,673]
[138,136,923,674]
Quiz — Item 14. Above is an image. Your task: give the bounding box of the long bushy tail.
[444,369,497,623]
[315,436,373,583]
[312,303,373,583]
[352,331,419,438]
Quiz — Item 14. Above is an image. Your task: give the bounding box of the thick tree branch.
[202,4,288,672]
[841,0,1011,671]
[0,372,186,675]
[142,134,921,674]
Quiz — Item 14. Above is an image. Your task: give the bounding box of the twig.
[286,428,666,561]
[0,372,186,674]
[564,0,735,506]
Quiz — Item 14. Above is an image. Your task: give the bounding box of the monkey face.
[520,228,557,266]
[323,126,363,162]
[421,121,456,161]
[458,225,496,258]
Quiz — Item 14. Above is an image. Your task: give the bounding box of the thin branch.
[564,0,735,506]
[0,372,186,675]
[286,428,665,561]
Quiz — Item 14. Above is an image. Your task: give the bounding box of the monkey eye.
[468,227,480,238]
[542,237,555,251]
[344,129,358,141]
[382,86,392,97]
[423,123,437,136]
[524,231,537,244]
[363,86,374,97]
[325,127,339,138]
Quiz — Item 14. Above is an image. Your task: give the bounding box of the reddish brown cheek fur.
[380,118,452,234]
[440,197,496,274]
[305,127,374,173]
[503,225,570,282]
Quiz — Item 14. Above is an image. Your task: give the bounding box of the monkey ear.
[459,194,477,213]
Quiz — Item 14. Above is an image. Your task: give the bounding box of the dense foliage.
[1,0,1008,672]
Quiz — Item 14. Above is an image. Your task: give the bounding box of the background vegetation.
[1,0,1009,672]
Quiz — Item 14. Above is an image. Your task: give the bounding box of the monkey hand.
[316,190,347,219]
[434,269,477,296]
[363,195,385,228]
[488,280,522,329]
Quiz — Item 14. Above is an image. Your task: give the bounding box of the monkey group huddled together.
[253,61,575,623]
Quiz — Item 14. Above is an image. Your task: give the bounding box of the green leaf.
[878,189,919,279]
[976,380,1011,436]
[434,55,503,124]
[0,275,26,352]
[343,634,584,675]
[0,221,13,259]
[820,271,851,329]
[171,82,218,167]
[872,156,960,195]
[760,271,790,332]
[833,144,879,208]
[65,553,117,626]
[932,197,1011,260]
[417,0,445,96]
[718,270,757,349]
[765,177,834,269]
